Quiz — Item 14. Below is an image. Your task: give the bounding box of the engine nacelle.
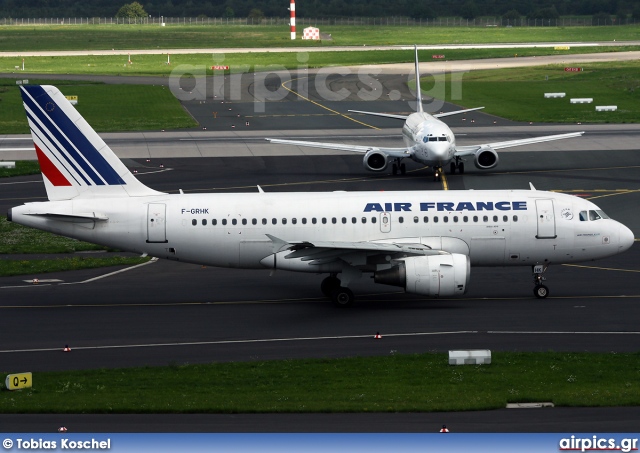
[374,254,470,297]
[474,146,499,170]
[363,150,388,172]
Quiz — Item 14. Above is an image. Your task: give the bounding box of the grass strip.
[1,352,639,413]
[0,81,197,134]
[434,60,640,123]
[0,24,638,51]
[0,255,150,277]
[0,161,40,177]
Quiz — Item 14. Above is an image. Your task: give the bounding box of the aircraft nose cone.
[619,224,635,252]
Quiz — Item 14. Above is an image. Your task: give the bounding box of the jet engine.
[373,254,470,297]
[474,146,499,169]
[363,150,388,171]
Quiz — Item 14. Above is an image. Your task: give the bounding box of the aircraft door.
[380,212,391,233]
[535,199,557,239]
[147,203,168,243]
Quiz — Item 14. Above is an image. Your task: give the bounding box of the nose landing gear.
[533,264,550,299]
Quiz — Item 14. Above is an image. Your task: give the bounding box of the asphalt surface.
[1,61,640,433]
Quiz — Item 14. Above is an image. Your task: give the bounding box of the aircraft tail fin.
[414,45,424,113]
[20,85,162,201]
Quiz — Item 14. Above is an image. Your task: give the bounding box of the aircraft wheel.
[534,285,549,299]
[321,276,341,297]
[331,287,355,307]
[458,162,465,174]
[400,163,406,175]
[392,163,398,175]
[450,162,456,174]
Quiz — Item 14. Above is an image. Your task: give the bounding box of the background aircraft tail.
[20,85,162,201]
[414,45,424,113]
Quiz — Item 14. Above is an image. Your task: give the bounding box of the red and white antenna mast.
[289,0,296,39]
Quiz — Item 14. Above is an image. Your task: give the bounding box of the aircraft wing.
[455,131,584,156]
[266,138,409,159]
[432,107,485,118]
[266,234,447,265]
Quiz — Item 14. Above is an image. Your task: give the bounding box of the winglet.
[257,185,264,193]
[414,45,423,113]
[529,182,537,191]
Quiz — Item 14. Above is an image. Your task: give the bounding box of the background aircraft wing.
[266,138,409,159]
[347,110,408,120]
[454,131,584,156]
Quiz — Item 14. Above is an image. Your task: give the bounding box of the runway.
[1,64,640,432]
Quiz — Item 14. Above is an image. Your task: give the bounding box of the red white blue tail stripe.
[20,85,161,201]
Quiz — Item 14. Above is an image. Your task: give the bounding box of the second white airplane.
[267,46,584,180]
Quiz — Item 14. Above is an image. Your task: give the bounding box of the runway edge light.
[5,372,32,390]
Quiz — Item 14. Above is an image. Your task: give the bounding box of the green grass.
[0,81,197,134]
[1,352,639,413]
[0,160,39,177]
[0,24,639,51]
[0,255,150,277]
[435,60,640,123]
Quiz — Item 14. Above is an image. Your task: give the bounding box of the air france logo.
[363,201,527,212]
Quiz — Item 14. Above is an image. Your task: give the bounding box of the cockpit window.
[438,137,447,141]
[429,137,438,142]
[582,210,610,221]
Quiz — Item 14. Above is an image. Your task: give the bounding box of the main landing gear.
[532,264,550,299]
[449,158,465,175]
[321,274,355,307]
[392,159,406,176]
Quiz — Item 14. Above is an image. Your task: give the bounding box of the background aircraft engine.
[474,146,499,169]
[373,254,470,297]
[363,150,388,171]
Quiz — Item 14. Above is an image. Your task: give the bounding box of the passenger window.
[463,216,468,222]
[212,219,217,226]
[322,218,327,224]
[443,216,448,223]
[473,216,478,222]
[399,217,404,223]
[272,218,277,225]
[434,216,439,223]
[423,216,429,223]
[192,219,197,226]
[372,217,377,224]
[242,218,247,225]
[312,218,317,224]
[202,219,207,226]
[302,218,307,224]
[222,219,227,226]
[292,218,297,225]
[483,216,488,222]
[232,219,237,225]
[342,217,347,224]
[252,219,257,225]
[362,217,367,224]
[513,215,518,222]
[503,215,508,222]
[414,216,419,223]
[352,217,357,224]
[282,218,287,225]
[493,215,498,222]
[262,218,267,225]
[453,216,458,223]
[332,218,337,224]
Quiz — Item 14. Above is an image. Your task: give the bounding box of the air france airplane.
[267,45,584,180]
[9,85,634,306]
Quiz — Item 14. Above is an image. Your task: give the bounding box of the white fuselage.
[9,190,633,272]
[402,112,456,167]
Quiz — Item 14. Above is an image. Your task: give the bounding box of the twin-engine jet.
[9,85,634,306]
[267,45,584,180]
